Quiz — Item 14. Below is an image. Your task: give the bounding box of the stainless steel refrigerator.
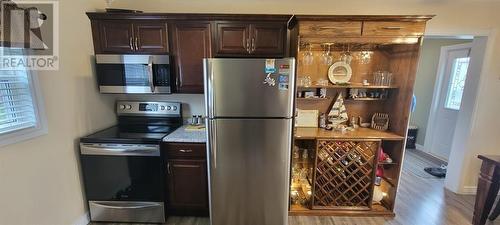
[204,58,296,225]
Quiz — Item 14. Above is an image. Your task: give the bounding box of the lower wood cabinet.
[162,142,209,216]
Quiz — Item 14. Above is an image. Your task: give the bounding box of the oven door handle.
[80,144,159,156]
[147,56,155,93]
[91,201,162,209]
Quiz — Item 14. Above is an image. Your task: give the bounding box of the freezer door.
[204,58,296,118]
[206,118,292,225]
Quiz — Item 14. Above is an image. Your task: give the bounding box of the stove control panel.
[117,101,181,117]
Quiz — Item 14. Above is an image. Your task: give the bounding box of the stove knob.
[173,106,177,111]
[126,105,132,110]
[167,106,172,110]
[119,105,126,110]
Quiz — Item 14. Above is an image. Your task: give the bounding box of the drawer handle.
[382,26,403,30]
[179,149,193,153]
[312,26,340,31]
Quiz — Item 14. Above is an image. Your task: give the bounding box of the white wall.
[0,1,113,225]
[1,0,499,224]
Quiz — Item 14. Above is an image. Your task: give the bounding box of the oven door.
[79,143,164,202]
[95,54,171,94]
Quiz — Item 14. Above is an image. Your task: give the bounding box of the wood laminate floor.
[90,149,499,225]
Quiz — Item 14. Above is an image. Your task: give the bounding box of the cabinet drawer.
[164,143,206,159]
[299,21,362,37]
[362,21,425,37]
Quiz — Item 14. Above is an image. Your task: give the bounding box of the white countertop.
[162,125,206,143]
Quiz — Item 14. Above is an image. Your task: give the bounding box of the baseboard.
[461,186,500,195]
[73,212,90,225]
[415,144,425,151]
[409,148,448,165]
[462,186,477,195]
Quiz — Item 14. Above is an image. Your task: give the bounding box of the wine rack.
[312,139,380,210]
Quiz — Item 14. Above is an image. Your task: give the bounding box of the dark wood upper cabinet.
[214,22,250,56]
[167,159,208,213]
[98,20,135,53]
[214,21,286,57]
[251,22,286,56]
[134,22,169,53]
[170,22,211,93]
[92,20,168,54]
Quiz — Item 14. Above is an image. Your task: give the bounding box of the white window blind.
[0,48,37,134]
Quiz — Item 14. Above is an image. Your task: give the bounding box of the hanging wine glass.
[302,42,314,66]
[358,50,373,64]
[340,44,353,65]
[321,43,334,65]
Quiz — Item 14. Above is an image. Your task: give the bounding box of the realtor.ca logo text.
[1,0,59,70]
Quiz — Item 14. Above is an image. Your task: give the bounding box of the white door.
[428,44,471,160]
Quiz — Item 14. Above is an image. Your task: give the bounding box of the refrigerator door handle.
[204,59,215,118]
[208,119,217,169]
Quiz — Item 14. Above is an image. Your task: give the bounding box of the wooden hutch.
[288,15,433,216]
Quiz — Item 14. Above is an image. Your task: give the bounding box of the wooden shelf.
[381,176,397,187]
[296,97,331,101]
[378,161,397,165]
[346,98,387,101]
[294,127,405,140]
[289,203,394,216]
[299,36,421,46]
[297,83,397,89]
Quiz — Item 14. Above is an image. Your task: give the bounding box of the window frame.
[0,69,47,147]
[443,57,470,111]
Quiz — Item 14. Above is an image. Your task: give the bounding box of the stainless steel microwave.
[95,54,171,94]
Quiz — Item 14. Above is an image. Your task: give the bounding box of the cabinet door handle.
[251,37,256,53]
[134,37,139,51]
[167,162,171,174]
[245,38,251,54]
[382,26,403,30]
[179,149,193,153]
[129,37,134,51]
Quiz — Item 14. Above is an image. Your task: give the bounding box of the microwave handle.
[147,56,154,93]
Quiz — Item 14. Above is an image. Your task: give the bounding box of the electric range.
[79,101,182,223]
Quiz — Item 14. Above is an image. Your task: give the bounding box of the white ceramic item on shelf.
[328,61,352,84]
[295,109,319,128]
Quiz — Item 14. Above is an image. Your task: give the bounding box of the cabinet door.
[171,22,211,93]
[98,20,134,53]
[166,159,208,214]
[250,22,286,57]
[214,22,251,56]
[134,22,169,53]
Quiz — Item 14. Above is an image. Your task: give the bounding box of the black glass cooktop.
[80,125,179,144]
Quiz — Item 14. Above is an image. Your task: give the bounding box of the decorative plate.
[328,61,352,84]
